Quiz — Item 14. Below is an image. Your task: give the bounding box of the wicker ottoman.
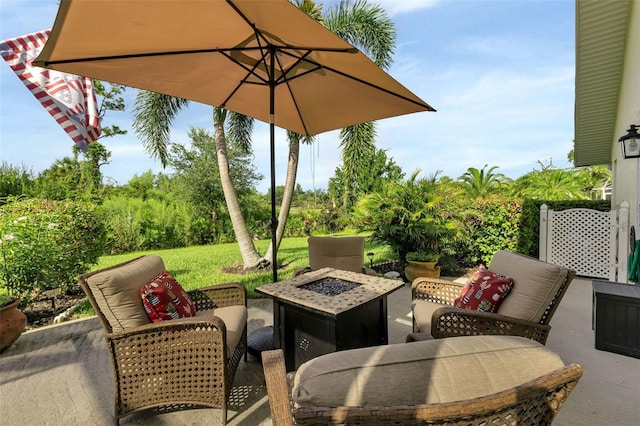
[263,335,583,425]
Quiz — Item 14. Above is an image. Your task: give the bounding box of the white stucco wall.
[612,0,640,231]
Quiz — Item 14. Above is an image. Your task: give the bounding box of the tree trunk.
[213,110,263,269]
[264,138,300,263]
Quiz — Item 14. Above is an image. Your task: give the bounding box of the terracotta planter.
[0,298,27,353]
[404,260,441,282]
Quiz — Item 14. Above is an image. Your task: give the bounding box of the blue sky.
[0,0,575,193]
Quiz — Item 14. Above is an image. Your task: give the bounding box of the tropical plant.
[458,164,511,198]
[512,161,590,200]
[405,250,440,262]
[353,170,462,266]
[266,0,398,258]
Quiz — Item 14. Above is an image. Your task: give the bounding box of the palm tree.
[265,0,396,256]
[133,0,397,271]
[458,164,511,198]
[322,0,395,209]
[133,94,265,269]
[514,168,590,200]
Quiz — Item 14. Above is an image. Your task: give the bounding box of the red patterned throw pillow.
[453,269,514,313]
[140,271,197,322]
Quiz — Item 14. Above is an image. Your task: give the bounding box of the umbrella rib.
[218,49,270,108]
[271,49,314,136]
[341,70,432,110]
[36,45,356,66]
[273,50,317,85]
[216,20,279,109]
[278,49,434,111]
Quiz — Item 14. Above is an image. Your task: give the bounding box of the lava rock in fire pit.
[300,278,361,296]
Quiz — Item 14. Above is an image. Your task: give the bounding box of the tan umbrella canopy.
[35,0,435,281]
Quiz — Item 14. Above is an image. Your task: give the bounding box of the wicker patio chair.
[78,255,247,425]
[293,236,376,277]
[408,250,576,344]
[262,335,583,425]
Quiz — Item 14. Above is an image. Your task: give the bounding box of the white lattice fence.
[539,202,629,281]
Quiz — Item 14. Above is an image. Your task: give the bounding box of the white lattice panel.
[547,208,615,279]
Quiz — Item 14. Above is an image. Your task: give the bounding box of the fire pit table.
[256,268,404,371]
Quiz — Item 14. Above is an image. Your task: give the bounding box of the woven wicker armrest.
[189,282,246,309]
[108,314,228,342]
[412,277,465,305]
[262,349,295,426]
[431,307,551,344]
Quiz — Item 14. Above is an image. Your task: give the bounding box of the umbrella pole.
[270,50,278,283]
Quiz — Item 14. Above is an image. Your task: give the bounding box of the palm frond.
[227,112,254,154]
[324,0,395,69]
[132,91,189,167]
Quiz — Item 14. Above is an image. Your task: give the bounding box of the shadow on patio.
[0,277,637,424]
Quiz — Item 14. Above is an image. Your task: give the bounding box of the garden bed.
[22,288,87,330]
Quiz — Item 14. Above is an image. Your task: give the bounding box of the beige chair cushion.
[292,335,565,408]
[489,250,569,322]
[308,236,365,273]
[85,255,164,332]
[411,300,448,334]
[197,305,248,356]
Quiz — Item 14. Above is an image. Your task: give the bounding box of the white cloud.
[371,61,575,183]
[375,0,440,17]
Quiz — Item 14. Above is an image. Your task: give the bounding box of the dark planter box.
[592,280,640,359]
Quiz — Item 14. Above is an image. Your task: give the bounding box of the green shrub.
[447,197,610,268]
[316,203,350,234]
[458,195,523,265]
[0,198,106,305]
[102,196,204,253]
[0,163,34,202]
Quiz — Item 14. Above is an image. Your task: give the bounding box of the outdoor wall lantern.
[619,124,640,159]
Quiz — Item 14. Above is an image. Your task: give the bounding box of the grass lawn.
[91,235,396,298]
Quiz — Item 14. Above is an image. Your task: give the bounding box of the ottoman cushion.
[292,335,565,408]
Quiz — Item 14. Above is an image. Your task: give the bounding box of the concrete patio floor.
[1,276,638,425]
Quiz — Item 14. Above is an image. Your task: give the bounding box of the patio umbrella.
[34,0,435,282]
